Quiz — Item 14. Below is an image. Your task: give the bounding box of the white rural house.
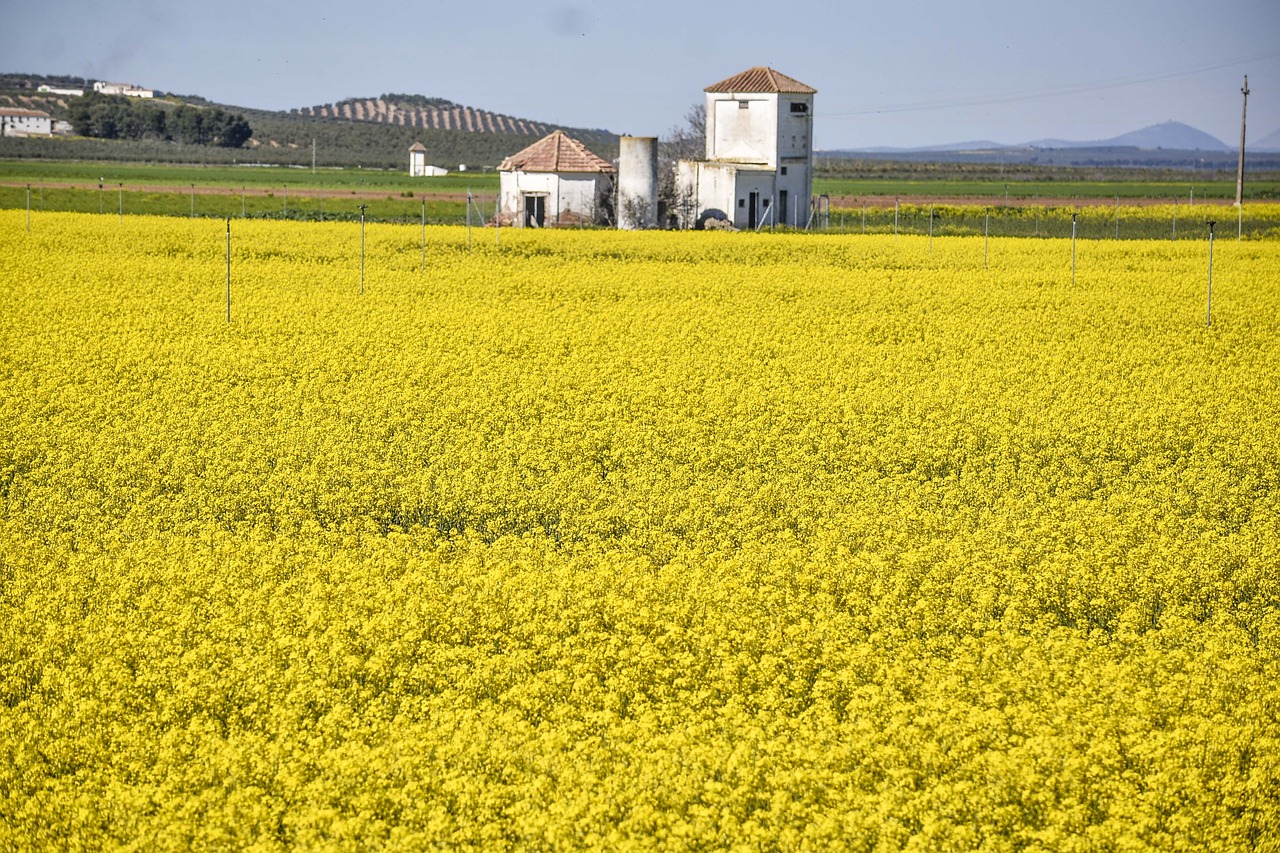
[498,130,614,227]
[38,85,85,97]
[408,142,447,177]
[93,81,154,98]
[676,67,815,229]
[0,108,54,137]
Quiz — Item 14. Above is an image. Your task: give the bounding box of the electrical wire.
[819,50,1279,119]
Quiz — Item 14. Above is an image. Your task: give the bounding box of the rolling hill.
[0,73,619,169]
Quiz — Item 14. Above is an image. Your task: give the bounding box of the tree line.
[67,93,252,148]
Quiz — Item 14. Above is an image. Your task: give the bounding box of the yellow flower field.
[2,212,1278,850]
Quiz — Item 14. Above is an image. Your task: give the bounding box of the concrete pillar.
[617,136,658,229]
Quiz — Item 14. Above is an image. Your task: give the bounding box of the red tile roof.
[704,67,816,95]
[498,130,614,173]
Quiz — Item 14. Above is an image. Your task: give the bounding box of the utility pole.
[1236,76,1249,207]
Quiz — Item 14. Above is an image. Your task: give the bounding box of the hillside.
[0,73,619,169]
[293,94,594,139]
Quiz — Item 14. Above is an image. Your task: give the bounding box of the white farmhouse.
[409,142,447,177]
[676,67,816,229]
[498,130,614,227]
[38,85,85,97]
[0,108,54,137]
[93,81,154,98]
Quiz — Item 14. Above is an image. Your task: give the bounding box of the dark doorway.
[748,191,759,229]
[523,194,546,227]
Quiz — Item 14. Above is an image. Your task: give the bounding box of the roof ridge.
[704,66,816,94]
[498,129,613,173]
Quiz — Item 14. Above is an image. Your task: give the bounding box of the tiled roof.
[704,67,816,95]
[408,141,426,152]
[0,108,53,118]
[498,130,614,173]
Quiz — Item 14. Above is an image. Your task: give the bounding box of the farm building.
[37,85,84,97]
[498,130,614,227]
[676,67,816,229]
[92,81,154,98]
[408,142,447,177]
[0,108,53,137]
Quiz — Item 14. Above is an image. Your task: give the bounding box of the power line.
[818,50,1280,119]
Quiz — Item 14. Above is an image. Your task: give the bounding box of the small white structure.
[677,66,816,229]
[93,81,154,98]
[0,108,54,137]
[409,142,447,177]
[498,130,614,227]
[617,136,659,230]
[38,85,84,97]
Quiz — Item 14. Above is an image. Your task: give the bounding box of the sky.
[6,0,1279,151]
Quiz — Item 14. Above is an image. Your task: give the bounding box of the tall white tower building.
[677,67,816,229]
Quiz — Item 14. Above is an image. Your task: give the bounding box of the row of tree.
[67,93,252,148]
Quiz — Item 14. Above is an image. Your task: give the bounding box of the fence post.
[1071,212,1078,286]
[225,218,232,323]
[984,209,989,268]
[1206,220,1216,327]
[359,205,367,295]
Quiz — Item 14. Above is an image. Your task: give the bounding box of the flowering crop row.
[2,212,1278,850]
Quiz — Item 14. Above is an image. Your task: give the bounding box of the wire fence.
[825,201,1280,241]
[5,183,1280,240]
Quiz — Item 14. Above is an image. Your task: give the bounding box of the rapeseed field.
[2,212,1277,850]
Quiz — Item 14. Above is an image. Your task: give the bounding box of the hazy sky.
[6,0,1279,150]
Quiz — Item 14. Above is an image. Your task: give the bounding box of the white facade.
[93,81,154,98]
[677,67,815,230]
[497,131,614,227]
[0,109,54,137]
[499,170,609,227]
[37,85,85,97]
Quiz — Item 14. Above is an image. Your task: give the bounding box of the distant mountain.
[1022,121,1230,152]
[834,121,1234,156]
[857,140,1006,154]
[1253,128,1280,153]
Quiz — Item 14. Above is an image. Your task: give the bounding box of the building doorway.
[523,194,546,227]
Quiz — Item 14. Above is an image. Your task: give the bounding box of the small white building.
[37,85,85,97]
[498,130,614,227]
[409,142,447,177]
[93,81,154,98]
[676,67,816,229]
[0,108,54,137]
